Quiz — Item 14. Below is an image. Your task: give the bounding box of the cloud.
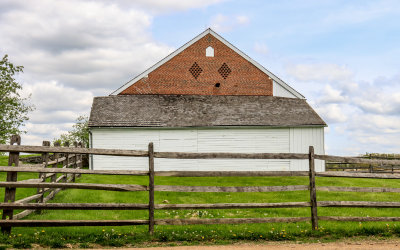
[209,14,250,33]
[128,0,226,13]
[286,63,353,83]
[0,0,176,93]
[317,84,347,104]
[287,61,400,154]
[315,104,347,124]
[22,81,93,112]
[0,0,197,145]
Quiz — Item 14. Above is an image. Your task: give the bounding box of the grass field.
[2,155,400,248]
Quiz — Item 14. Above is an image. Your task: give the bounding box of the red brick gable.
[120,34,273,96]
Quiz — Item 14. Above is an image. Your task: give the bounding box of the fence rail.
[1,135,400,234]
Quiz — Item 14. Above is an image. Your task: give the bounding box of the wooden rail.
[1,136,85,232]
[2,135,400,234]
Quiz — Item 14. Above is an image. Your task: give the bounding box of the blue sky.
[1,0,399,155]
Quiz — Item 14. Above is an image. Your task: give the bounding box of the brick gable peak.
[110,28,304,99]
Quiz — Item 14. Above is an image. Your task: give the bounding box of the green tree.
[0,55,34,144]
[55,115,89,147]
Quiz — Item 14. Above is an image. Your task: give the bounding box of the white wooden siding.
[289,127,325,171]
[273,80,298,98]
[91,127,324,172]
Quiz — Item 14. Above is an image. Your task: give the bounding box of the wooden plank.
[155,171,309,177]
[148,142,155,235]
[0,144,149,157]
[0,182,148,191]
[37,140,50,214]
[72,142,78,182]
[318,201,400,208]
[13,209,35,220]
[155,152,308,160]
[155,217,310,225]
[319,216,400,222]
[43,189,62,203]
[317,186,400,193]
[309,146,318,230]
[154,185,309,192]
[55,175,65,183]
[15,193,43,204]
[64,141,70,184]
[51,143,59,184]
[0,220,149,227]
[18,178,43,183]
[317,172,400,179]
[316,154,400,165]
[44,173,56,179]
[156,202,311,210]
[1,134,21,234]
[0,203,149,210]
[47,157,66,165]
[0,166,149,176]
[0,202,310,210]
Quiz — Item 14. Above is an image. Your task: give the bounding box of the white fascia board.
[110,29,305,99]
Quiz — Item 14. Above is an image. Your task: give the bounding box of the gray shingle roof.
[88,95,326,128]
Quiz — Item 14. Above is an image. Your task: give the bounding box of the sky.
[1,0,399,156]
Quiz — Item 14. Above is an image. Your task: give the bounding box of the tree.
[0,55,34,144]
[54,115,89,147]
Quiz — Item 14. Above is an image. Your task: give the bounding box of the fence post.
[52,142,60,183]
[148,142,155,235]
[64,142,70,183]
[77,142,83,178]
[309,146,318,230]
[72,141,78,182]
[37,141,50,214]
[1,135,21,234]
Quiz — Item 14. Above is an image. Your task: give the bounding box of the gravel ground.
[129,240,400,250]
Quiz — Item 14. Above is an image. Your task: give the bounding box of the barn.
[88,29,327,172]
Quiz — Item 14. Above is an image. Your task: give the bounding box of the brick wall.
[120,34,273,96]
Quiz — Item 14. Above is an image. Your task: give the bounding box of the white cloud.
[92,0,225,14]
[286,63,353,83]
[318,85,347,104]
[0,0,193,145]
[209,14,250,33]
[315,104,347,124]
[22,81,93,112]
[287,60,400,154]
[0,0,175,93]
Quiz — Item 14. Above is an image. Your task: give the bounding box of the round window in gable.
[215,83,220,88]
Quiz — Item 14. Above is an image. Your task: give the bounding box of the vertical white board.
[289,127,325,171]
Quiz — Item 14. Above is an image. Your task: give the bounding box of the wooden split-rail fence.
[326,154,400,173]
[1,135,400,234]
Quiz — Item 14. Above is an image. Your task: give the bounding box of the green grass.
[2,155,400,248]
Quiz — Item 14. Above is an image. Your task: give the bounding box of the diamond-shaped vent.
[189,62,202,79]
[218,63,231,79]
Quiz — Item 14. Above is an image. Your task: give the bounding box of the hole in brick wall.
[215,83,220,88]
[218,63,231,79]
[189,62,203,79]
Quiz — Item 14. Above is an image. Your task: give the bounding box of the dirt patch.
[128,240,400,250]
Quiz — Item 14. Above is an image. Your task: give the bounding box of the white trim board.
[110,28,305,99]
